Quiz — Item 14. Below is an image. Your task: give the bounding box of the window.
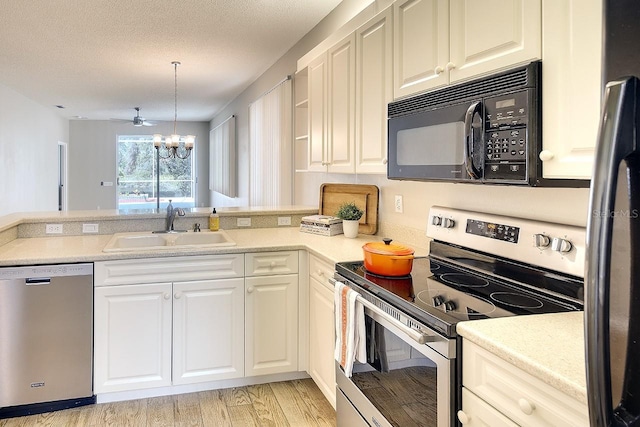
[117,135,196,210]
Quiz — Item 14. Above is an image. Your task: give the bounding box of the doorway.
[58,141,68,211]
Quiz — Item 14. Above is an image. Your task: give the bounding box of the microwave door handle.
[464,101,482,179]
[586,77,639,427]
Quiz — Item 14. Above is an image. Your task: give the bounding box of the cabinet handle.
[163,293,171,300]
[317,270,324,277]
[539,150,554,161]
[382,158,388,165]
[518,398,536,415]
[435,65,444,75]
[247,286,255,293]
[269,261,277,269]
[457,410,470,424]
[174,292,182,299]
[445,62,456,71]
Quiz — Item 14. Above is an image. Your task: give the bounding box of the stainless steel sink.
[103,230,236,252]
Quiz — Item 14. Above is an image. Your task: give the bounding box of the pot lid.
[363,238,414,256]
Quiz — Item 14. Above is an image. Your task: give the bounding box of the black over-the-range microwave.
[387,61,588,187]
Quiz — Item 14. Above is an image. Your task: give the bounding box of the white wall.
[68,120,210,210]
[0,83,68,216]
[209,0,376,208]
[296,172,591,229]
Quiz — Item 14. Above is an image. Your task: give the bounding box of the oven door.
[387,100,484,182]
[336,303,455,427]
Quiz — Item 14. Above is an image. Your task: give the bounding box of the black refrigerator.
[586,1,640,426]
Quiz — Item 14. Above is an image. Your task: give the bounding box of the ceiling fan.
[111,107,157,127]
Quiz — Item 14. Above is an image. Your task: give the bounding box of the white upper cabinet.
[449,0,541,83]
[541,0,602,179]
[394,0,541,99]
[327,34,357,173]
[355,7,393,174]
[394,0,450,98]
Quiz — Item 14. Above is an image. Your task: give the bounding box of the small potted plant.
[335,202,364,238]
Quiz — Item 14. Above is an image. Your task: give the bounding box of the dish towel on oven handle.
[334,281,366,377]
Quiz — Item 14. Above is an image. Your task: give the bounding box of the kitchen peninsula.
[0,206,588,426]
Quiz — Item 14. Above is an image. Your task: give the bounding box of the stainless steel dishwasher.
[0,263,95,418]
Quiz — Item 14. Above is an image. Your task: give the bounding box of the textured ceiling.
[0,0,342,122]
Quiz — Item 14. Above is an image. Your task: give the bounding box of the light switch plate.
[82,223,99,233]
[237,218,251,227]
[277,216,291,226]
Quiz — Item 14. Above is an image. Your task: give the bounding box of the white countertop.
[0,227,429,266]
[457,311,587,404]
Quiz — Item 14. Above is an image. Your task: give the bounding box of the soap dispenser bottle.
[209,208,219,231]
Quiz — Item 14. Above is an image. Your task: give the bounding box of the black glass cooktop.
[335,245,584,338]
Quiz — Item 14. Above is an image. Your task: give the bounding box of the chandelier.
[153,61,195,159]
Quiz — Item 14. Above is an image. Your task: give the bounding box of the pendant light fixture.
[153,61,195,159]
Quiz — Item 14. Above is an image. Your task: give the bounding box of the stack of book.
[299,215,344,236]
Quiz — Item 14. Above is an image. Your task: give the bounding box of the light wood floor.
[0,379,336,427]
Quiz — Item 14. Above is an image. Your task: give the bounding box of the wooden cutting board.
[319,183,379,234]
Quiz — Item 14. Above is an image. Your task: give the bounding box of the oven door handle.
[358,295,436,345]
[330,278,437,345]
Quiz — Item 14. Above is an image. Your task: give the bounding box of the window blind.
[209,115,236,197]
[249,78,292,206]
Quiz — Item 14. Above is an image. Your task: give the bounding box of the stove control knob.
[442,218,455,229]
[431,215,443,226]
[432,295,444,307]
[533,233,550,248]
[551,237,573,253]
[444,300,457,312]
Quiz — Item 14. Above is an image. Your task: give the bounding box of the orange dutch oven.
[362,238,414,277]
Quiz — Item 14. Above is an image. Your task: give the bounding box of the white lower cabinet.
[308,254,336,407]
[94,251,302,395]
[460,339,589,426]
[172,278,245,385]
[245,251,299,377]
[94,255,245,394]
[459,388,518,427]
[94,282,173,392]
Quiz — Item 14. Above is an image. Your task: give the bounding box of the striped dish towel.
[334,281,366,377]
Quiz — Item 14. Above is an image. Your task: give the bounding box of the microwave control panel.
[483,90,529,181]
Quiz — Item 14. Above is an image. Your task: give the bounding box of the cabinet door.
[309,277,336,408]
[541,0,601,179]
[94,282,172,393]
[449,0,541,83]
[172,278,244,385]
[356,7,393,174]
[308,53,328,172]
[394,0,449,98]
[245,274,299,376]
[327,34,356,173]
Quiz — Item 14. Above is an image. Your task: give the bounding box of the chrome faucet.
[165,199,185,232]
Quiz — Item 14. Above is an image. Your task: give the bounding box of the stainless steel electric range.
[334,206,586,427]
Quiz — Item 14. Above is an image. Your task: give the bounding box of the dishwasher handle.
[25,277,52,285]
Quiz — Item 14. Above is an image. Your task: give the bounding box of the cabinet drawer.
[309,254,334,288]
[95,254,244,286]
[245,251,299,276]
[459,387,518,427]
[463,340,589,426]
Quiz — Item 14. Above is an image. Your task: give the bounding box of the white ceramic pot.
[342,219,359,238]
